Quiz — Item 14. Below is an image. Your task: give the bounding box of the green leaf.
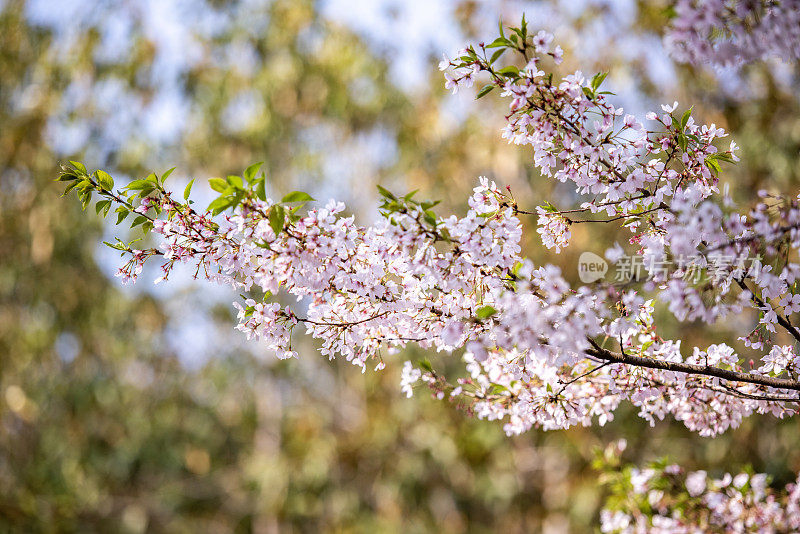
[103,240,125,251]
[486,36,510,49]
[287,204,304,223]
[183,178,195,200]
[705,157,721,175]
[476,84,494,99]
[542,201,558,213]
[418,359,433,373]
[126,179,152,191]
[497,65,519,77]
[161,167,176,183]
[62,181,80,196]
[677,132,688,152]
[269,204,285,236]
[79,190,92,209]
[207,196,233,215]
[209,178,228,193]
[475,305,497,320]
[226,175,244,189]
[498,18,505,39]
[591,71,609,91]
[680,107,692,130]
[376,185,396,200]
[131,215,148,228]
[69,160,87,174]
[256,175,267,201]
[715,152,736,163]
[281,191,315,203]
[115,208,129,225]
[55,172,78,182]
[489,48,505,64]
[95,170,114,191]
[95,199,112,215]
[243,162,263,184]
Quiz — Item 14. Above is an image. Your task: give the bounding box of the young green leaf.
[69,160,87,174]
[269,204,285,236]
[226,175,244,189]
[377,185,396,200]
[476,84,495,99]
[490,48,505,64]
[95,199,112,215]
[281,191,315,203]
[418,359,433,373]
[115,208,129,225]
[243,162,263,184]
[161,167,176,184]
[680,107,693,130]
[591,71,609,91]
[486,36,510,49]
[475,305,498,320]
[95,170,114,191]
[207,196,232,215]
[256,174,267,202]
[126,179,153,191]
[209,178,228,193]
[183,178,195,200]
[497,65,519,76]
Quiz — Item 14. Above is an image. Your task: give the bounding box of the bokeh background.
[2,0,800,531]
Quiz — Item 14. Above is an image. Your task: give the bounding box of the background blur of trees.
[1,0,799,532]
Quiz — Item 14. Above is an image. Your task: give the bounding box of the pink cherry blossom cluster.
[665,0,800,67]
[132,177,524,371]
[599,441,800,533]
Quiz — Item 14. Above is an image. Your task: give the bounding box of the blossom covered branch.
[59,20,800,444]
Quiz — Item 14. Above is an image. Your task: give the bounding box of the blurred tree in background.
[2,0,800,532]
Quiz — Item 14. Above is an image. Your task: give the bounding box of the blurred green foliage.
[3,0,800,532]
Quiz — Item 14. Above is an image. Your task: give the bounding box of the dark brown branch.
[586,338,800,393]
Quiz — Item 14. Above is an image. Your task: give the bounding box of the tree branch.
[585,338,800,393]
